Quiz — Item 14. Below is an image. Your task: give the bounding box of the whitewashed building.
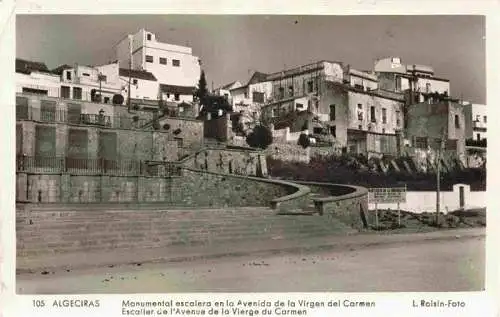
[464,103,487,141]
[374,57,451,99]
[115,29,201,105]
[16,59,61,97]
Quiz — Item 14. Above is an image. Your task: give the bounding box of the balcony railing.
[16,155,182,177]
[16,105,150,129]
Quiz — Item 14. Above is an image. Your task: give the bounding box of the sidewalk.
[17,228,485,274]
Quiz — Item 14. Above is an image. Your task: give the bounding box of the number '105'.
[33,300,45,307]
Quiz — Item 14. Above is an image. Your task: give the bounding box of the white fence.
[368,184,486,213]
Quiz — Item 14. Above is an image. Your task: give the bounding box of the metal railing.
[16,155,182,177]
[16,105,151,129]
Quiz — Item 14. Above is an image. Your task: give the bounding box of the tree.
[112,94,124,105]
[195,70,208,104]
[197,95,233,119]
[246,125,273,149]
[298,133,311,149]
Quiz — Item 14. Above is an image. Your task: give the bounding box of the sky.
[16,15,486,104]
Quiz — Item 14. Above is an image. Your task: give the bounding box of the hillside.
[267,155,486,191]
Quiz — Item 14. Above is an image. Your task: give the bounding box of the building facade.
[374,57,451,106]
[406,100,466,161]
[463,103,487,141]
[258,61,404,157]
[115,29,201,105]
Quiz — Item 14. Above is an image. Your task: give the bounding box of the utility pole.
[435,128,446,225]
[128,34,132,113]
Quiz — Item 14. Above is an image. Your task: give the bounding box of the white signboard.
[368,187,407,204]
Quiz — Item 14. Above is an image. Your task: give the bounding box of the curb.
[16,230,485,275]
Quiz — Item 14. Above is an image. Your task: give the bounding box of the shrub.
[297,133,311,149]
[246,125,273,149]
[112,94,124,105]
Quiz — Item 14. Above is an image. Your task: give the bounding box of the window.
[132,79,138,85]
[73,87,82,100]
[358,125,362,130]
[396,110,401,126]
[425,83,431,93]
[288,86,294,97]
[358,111,363,121]
[172,59,180,67]
[23,87,48,95]
[330,126,336,137]
[382,128,385,134]
[476,115,480,121]
[174,94,180,101]
[174,137,183,148]
[313,127,323,134]
[35,126,56,163]
[66,71,72,81]
[370,106,376,122]
[40,100,56,121]
[82,73,90,77]
[382,108,387,124]
[147,33,152,41]
[357,104,362,109]
[484,116,487,123]
[278,87,285,99]
[104,97,110,104]
[307,81,313,93]
[159,57,167,65]
[252,91,264,103]
[395,76,401,91]
[454,115,460,128]
[415,137,428,149]
[329,104,336,121]
[296,103,304,110]
[477,133,481,141]
[61,86,70,99]
[244,91,248,99]
[146,55,154,63]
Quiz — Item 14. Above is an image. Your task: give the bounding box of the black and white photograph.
[12,14,487,295]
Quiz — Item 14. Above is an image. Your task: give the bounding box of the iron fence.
[16,155,182,177]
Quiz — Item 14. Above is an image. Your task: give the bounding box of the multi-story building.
[57,63,122,104]
[213,81,242,105]
[115,29,201,105]
[15,92,186,203]
[259,61,405,157]
[374,57,451,106]
[229,72,272,131]
[463,103,487,141]
[16,59,62,98]
[406,99,466,162]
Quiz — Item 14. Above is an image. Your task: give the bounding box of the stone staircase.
[17,204,355,258]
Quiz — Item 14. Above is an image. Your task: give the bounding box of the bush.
[112,94,124,105]
[246,125,273,149]
[297,133,311,149]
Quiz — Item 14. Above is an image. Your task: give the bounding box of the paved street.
[17,235,484,294]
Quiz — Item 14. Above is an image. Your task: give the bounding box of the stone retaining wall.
[295,181,370,229]
[174,168,308,210]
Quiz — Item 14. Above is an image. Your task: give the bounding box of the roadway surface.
[17,234,485,294]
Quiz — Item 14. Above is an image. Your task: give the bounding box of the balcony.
[472,120,487,131]
[79,113,112,127]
